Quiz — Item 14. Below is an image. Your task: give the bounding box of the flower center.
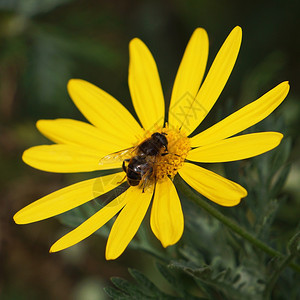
[142,126,190,181]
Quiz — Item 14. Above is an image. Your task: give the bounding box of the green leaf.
[128,268,162,297]
[156,262,185,297]
[104,286,131,300]
[170,261,212,280]
[111,277,152,299]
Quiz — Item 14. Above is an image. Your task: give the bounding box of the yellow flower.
[14,26,289,260]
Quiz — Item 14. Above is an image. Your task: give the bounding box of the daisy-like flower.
[14,26,289,260]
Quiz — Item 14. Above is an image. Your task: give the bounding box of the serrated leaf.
[156,263,180,288]
[104,286,131,300]
[128,268,162,297]
[111,277,151,299]
[170,261,212,279]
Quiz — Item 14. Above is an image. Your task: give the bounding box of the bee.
[100,132,168,191]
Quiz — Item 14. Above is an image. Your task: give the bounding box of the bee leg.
[117,175,127,184]
[161,152,179,157]
[142,180,146,193]
[141,175,150,193]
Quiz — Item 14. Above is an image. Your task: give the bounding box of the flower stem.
[175,177,300,273]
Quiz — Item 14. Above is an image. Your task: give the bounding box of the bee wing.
[99,147,136,165]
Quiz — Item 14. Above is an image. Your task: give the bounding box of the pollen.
[155,127,190,181]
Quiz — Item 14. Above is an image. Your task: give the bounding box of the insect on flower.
[13,26,289,260]
[101,132,169,190]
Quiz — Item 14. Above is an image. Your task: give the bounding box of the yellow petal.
[129,38,165,131]
[150,178,184,247]
[22,145,121,173]
[50,192,128,252]
[190,81,290,147]
[183,26,242,136]
[179,163,247,206]
[168,28,209,130]
[67,79,144,148]
[188,132,283,163]
[14,172,124,224]
[37,119,129,153]
[105,186,154,260]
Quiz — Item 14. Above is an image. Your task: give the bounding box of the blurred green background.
[1,0,299,299]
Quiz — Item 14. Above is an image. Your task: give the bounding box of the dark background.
[1,0,299,299]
